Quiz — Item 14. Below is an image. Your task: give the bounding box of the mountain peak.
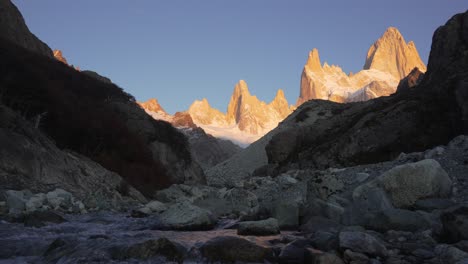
[382,27,403,39]
[138,98,166,113]
[233,80,250,96]
[275,89,285,99]
[53,49,68,65]
[305,48,322,72]
[364,27,426,80]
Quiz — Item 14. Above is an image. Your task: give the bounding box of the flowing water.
[0,212,294,263]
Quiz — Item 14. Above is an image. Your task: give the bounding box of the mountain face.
[0,0,52,57]
[364,27,427,80]
[297,27,426,105]
[207,11,468,186]
[0,35,206,197]
[188,80,293,146]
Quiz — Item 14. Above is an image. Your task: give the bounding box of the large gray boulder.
[159,202,216,231]
[237,218,280,236]
[378,159,452,208]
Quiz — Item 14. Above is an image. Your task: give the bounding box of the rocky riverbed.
[1,136,467,263]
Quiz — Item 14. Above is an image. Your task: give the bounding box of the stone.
[305,249,344,264]
[237,218,280,236]
[305,198,344,223]
[434,244,468,264]
[365,208,433,232]
[339,231,388,257]
[143,200,167,214]
[0,201,7,215]
[307,230,340,251]
[22,211,66,227]
[278,239,309,263]
[300,216,343,234]
[112,238,185,262]
[159,202,216,231]
[5,190,26,214]
[343,249,370,263]
[396,67,425,93]
[46,189,73,210]
[274,202,299,229]
[25,193,46,213]
[414,198,455,211]
[200,236,273,263]
[378,159,452,208]
[440,205,468,242]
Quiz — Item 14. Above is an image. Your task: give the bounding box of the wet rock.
[200,236,273,263]
[339,231,388,257]
[112,238,185,262]
[130,209,149,218]
[22,211,66,227]
[441,205,468,242]
[159,202,216,231]
[378,159,452,208]
[278,239,309,263]
[307,230,340,251]
[237,217,280,236]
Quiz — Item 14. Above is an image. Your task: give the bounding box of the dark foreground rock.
[200,236,274,263]
[111,238,185,262]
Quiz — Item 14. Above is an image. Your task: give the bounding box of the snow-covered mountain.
[140,80,293,147]
[297,27,426,105]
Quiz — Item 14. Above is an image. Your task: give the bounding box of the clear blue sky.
[13,0,467,114]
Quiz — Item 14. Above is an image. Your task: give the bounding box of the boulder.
[5,190,27,214]
[441,205,468,242]
[237,218,280,236]
[433,244,468,264]
[339,231,388,257]
[111,238,185,262]
[378,159,452,208]
[0,201,6,215]
[414,198,455,211]
[25,193,46,212]
[22,211,66,227]
[365,209,434,232]
[305,249,344,264]
[200,236,273,263]
[278,239,309,263]
[274,202,300,229]
[46,189,73,210]
[159,202,216,231]
[138,200,168,215]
